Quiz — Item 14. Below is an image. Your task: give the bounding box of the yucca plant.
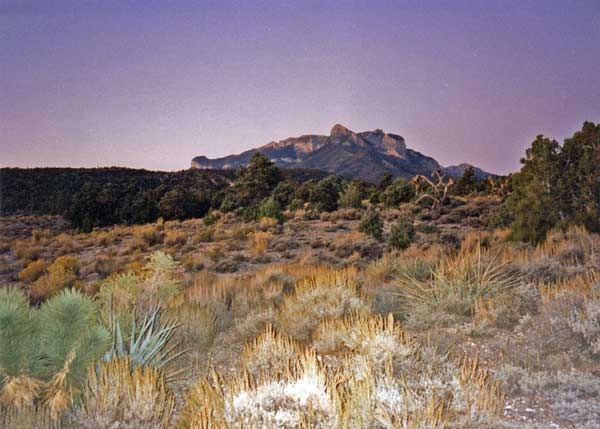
[37,289,110,417]
[0,288,42,408]
[103,307,184,380]
[396,245,523,317]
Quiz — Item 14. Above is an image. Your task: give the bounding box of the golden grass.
[75,357,174,428]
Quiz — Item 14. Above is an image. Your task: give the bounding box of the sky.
[1,0,599,175]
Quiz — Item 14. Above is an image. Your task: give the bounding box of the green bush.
[338,182,364,209]
[258,197,285,224]
[358,208,384,241]
[381,178,415,208]
[388,217,416,250]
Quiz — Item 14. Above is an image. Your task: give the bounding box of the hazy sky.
[1,0,599,174]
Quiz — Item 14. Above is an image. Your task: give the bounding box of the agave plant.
[103,307,184,380]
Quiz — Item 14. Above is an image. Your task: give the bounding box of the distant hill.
[192,124,496,182]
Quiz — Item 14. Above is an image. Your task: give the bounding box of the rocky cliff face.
[191,124,493,183]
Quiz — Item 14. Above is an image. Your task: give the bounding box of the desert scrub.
[276,267,370,341]
[74,357,174,429]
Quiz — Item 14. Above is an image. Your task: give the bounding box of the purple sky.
[1,0,599,174]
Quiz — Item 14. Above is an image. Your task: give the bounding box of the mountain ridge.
[191,124,495,183]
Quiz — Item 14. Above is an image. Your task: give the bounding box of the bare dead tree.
[487,176,511,199]
[410,170,454,209]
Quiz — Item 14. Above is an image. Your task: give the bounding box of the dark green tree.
[159,187,210,220]
[506,135,562,243]
[308,176,344,212]
[358,208,384,241]
[388,217,416,250]
[381,178,415,208]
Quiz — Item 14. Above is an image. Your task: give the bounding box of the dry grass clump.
[74,357,174,428]
[165,301,218,359]
[0,405,58,429]
[178,351,335,429]
[164,230,187,247]
[276,267,370,341]
[18,259,47,283]
[241,325,303,378]
[312,314,414,370]
[178,319,503,429]
[248,231,273,256]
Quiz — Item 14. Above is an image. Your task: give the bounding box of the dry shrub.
[229,225,252,241]
[18,259,47,283]
[276,267,370,341]
[258,217,279,231]
[248,231,273,256]
[31,229,52,244]
[93,256,117,279]
[52,255,80,276]
[193,227,214,243]
[30,263,78,302]
[55,233,76,254]
[74,358,174,428]
[95,230,117,246]
[164,230,187,247]
[133,224,164,248]
[13,240,42,263]
[182,254,205,272]
[206,244,224,263]
[312,313,414,369]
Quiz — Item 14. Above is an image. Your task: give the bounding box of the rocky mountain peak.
[330,124,353,137]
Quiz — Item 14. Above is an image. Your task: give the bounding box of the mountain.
[191,124,495,183]
[442,163,495,180]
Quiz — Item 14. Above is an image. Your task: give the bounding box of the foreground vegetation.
[0,121,598,427]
